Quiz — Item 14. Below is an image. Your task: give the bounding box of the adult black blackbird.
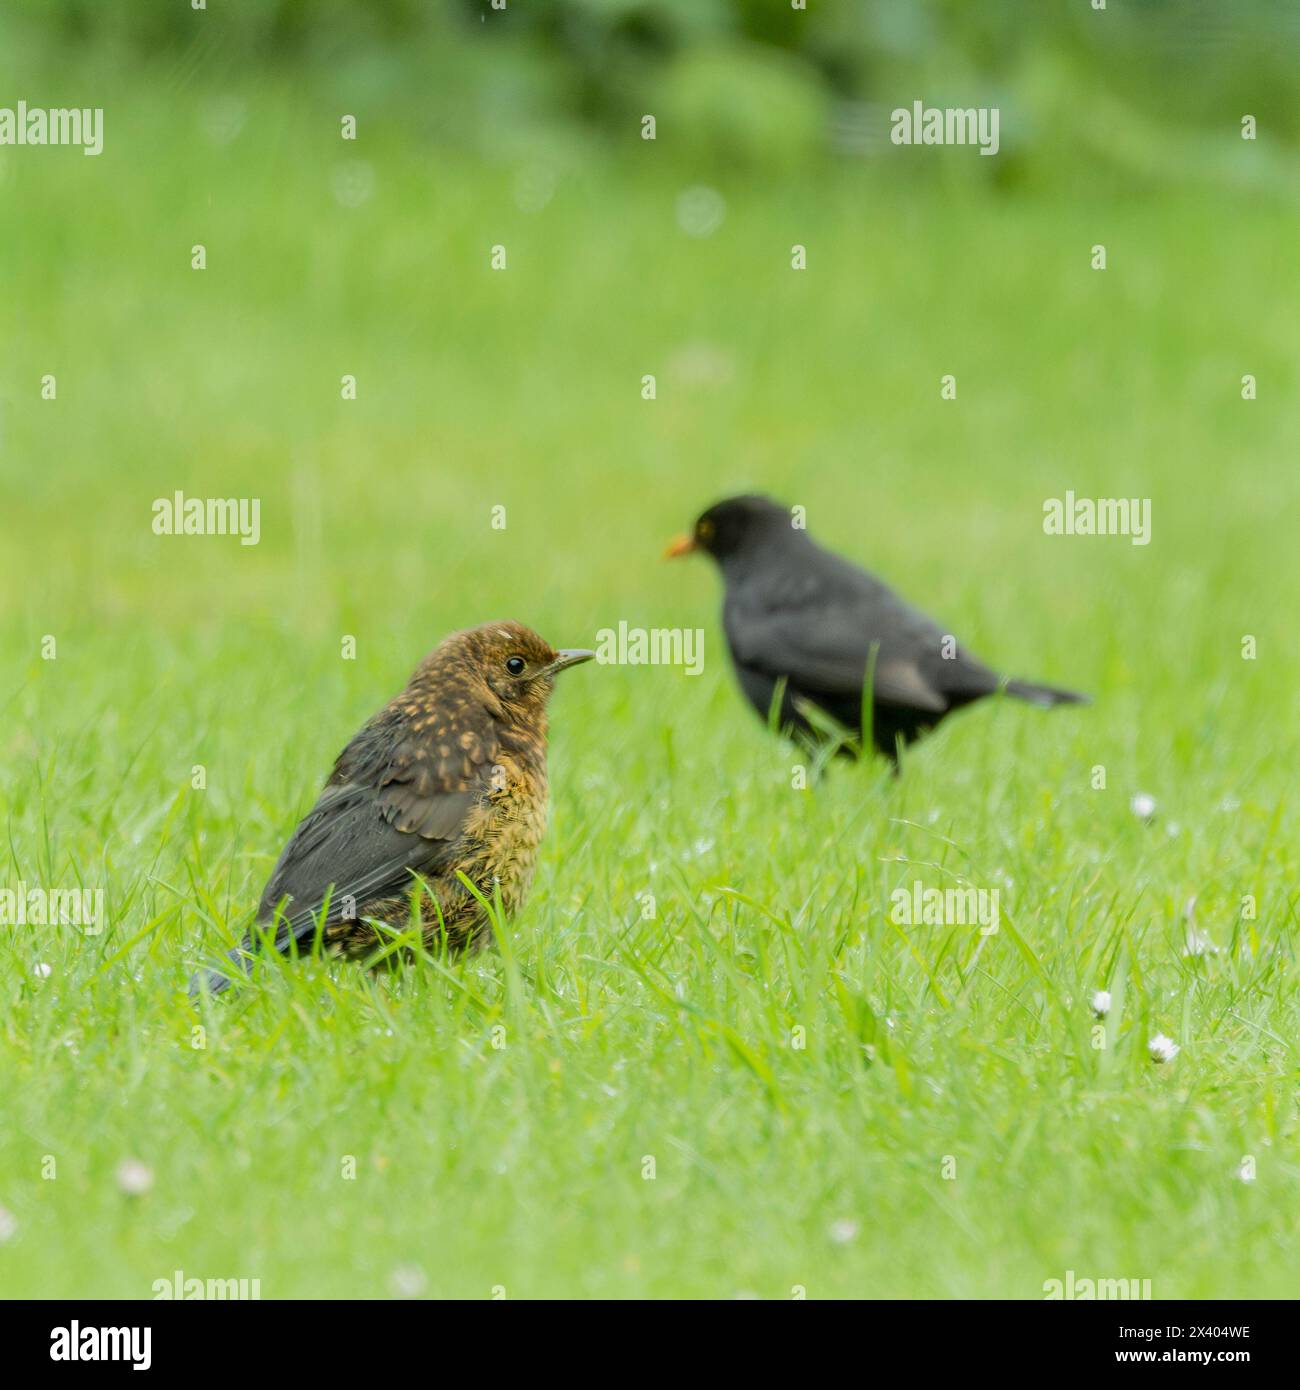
[666,495,1086,764]
[190,622,593,994]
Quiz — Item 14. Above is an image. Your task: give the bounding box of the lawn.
[1,70,1297,1299]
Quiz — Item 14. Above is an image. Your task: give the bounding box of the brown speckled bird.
[191,622,593,994]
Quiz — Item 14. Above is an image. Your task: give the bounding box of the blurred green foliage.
[4,1,1297,185]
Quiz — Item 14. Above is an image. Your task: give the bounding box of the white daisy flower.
[116,1159,154,1196]
[1090,990,1111,1018]
[1148,1034,1180,1064]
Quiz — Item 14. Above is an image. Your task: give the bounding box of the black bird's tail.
[1003,677,1089,709]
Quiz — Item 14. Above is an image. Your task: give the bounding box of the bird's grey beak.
[547,649,596,675]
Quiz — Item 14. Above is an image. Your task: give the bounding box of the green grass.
[1,72,1298,1299]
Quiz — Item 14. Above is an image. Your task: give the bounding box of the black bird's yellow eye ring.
[697,518,715,542]
[505,656,526,676]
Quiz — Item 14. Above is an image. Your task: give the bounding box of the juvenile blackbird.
[666,495,1086,764]
[191,622,593,994]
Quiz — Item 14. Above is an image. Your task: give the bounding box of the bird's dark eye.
[505,656,526,676]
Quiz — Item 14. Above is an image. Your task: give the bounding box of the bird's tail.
[187,939,254,999]
[1003,677,1089,709]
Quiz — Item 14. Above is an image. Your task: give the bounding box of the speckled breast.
[457,752,549,927]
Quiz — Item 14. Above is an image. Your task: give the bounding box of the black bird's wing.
[191,699,498,994]
[724,557,1001,718]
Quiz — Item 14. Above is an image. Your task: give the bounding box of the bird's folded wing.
[873,657,949,713]
[191,827,464,996]
[257,701,498,950]
[189,813,462,995]
[190,699,500,993]
[728,607,949,712]
[255,784,476,953]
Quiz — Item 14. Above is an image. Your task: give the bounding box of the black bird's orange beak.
[546,649,596,675]
[663,534,696,559]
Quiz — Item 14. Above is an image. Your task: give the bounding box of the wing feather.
[190,698,498,994]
